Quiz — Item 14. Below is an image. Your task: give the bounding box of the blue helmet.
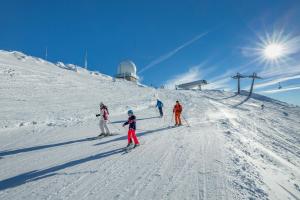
[127,110,133,115]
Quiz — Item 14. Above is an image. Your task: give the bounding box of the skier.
[123,110,140,148]
[173,100,182,126]
[96,102,110,137]
[261,104,265,110]
[156,99,164,117]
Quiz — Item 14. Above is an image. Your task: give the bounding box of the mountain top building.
[115,60,139,82]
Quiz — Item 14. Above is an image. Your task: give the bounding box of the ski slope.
[0,50,299,200]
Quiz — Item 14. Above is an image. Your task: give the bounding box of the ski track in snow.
[0,50,300,200]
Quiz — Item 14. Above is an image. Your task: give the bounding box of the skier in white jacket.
[96,102,110,137]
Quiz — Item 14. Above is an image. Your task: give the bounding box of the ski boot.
[98,133,105,137]
[126,141,133,148]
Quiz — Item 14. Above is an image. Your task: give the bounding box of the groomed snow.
[0,50,299,200]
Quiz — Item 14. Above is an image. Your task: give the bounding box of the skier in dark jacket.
[123,110,140,148]
[156,99,164,117]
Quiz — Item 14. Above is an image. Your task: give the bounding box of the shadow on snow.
[0,137,98,157]
[109,116,160,124]
[0,147,124,191]
[0,116,161,157]
[0,125,176,191]
[94,126,174,146]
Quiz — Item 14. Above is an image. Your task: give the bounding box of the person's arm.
[123,119,129,127]
[96,108,102,117]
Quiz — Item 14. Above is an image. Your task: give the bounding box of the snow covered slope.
[0,50,154,129]
[0,50,299,200]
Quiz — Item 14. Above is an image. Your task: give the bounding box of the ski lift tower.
[248,72,262,97]
[232,72,247,94]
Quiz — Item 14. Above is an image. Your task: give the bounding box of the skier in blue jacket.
[156,99,164,117]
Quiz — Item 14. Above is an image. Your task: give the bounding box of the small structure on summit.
[115,60,139,82]
[176,80,208,90]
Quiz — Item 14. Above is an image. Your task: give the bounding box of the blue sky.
[1,0,300,105]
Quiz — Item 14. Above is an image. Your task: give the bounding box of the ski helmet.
[127,110,133,115]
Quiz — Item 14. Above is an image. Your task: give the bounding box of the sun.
[264,43,285,60]
[243,30,300,66]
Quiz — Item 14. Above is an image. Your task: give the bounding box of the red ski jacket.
[173,104,182,114]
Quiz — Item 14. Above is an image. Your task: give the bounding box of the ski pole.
[170,112,174,125]
[163,112,167,123]
[182,115,191,127]
[136,128,148,131]
[154,106,158,116]
[108,119,121,131]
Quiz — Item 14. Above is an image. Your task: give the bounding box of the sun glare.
[264,43,285,59]
[243,30,300,66]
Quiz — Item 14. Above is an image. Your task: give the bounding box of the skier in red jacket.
[173,100,182,126]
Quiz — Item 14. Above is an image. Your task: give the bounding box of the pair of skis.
[123,144,140,153]
[88,133,119,140]
[168,124,186,129]
[88,134,140,154]
[170,114,191,127]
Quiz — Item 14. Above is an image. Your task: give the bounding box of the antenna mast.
[84,50,88,69]
[45,47,48,60]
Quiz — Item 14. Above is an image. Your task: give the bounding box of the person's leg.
[99,120,105,134]
[178,113,182,125]
[175,113,179,125]
[127,129,132,144]
[103,120,110,135]
[159,107,163,117]
[131,129,139,144]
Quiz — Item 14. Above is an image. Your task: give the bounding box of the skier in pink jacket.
[96,102,110,137]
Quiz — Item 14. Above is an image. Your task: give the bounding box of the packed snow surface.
[0,50,299,200]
